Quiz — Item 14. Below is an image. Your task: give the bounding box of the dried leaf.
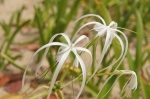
[44,93,58,99]
[7,73,23,82]
[5,80,22,93]
[0,75,10,87]
[26,43,39,51]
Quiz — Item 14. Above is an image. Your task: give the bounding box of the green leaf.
[5,20,30,54]
[85,81,99,97]
[132,10,144,99]
[34,7,45,45]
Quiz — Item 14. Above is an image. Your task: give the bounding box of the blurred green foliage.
[0,7,30,70]
[0,0,150,99]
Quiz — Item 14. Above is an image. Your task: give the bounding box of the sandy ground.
[0,0,42,22]
[0,0,42,98]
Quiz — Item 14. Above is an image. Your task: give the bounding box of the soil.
[0,0,42,98]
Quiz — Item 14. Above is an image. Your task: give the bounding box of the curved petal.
[96,74,123,99]
[74,47,92,69]
[97,33,125,73]
[93,23,106,32]
[73,58,79,68]
[36,33,71,75]
[50,33,71,45]
[95,29,128,98]
[75,14,106,26]
[47,51,70,99]
[95,28,106,37]
[108,21,117,28]
[121,71,137,98]
[57,47,69,55]
[87,31,112,83]
[72,21,101,41]
[73,35,89,46]
[72,50,86,99]
[56,47,69,62]
[95,74,114,98]
[34,42,67,76]
[22,42,67,89]
[110,29,128,70]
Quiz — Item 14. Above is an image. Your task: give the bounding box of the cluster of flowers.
[22,14,137,99]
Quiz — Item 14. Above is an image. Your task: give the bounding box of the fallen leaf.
[26,43,39,51]
[5,80,22,93]
[1,93,24,99]
[30,79,38,88]
[44,93,58,99]
[7,73,23,82]
[0,75,10,87]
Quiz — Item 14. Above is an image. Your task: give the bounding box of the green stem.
[29,92,48,99]
[61,71,123,89]
[91,43,96,81]
[59,64,72,85]
[5,20,30,54]
[86,36,99,48]
[57,90,65,99]
[1,53,31,74]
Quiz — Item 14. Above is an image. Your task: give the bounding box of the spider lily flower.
[22,33,92,99]
[73,14,128,82]
[119,70,138,98]
[96,70,137,99]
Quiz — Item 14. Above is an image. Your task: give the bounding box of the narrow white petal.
[50,33,71,45]
[47,51,70,99]
[22,42,67,89]
[111,33,124,64]
[121,75,132,98]
[72,50,86,99]
[22,55,34,90]
[98,33,125,73]
[34,42,67,76]
[75,14,106,26]
[74,47,92,69]
[36,33,71,76]
[87,31,112,83]
[56,47,69,62]
[72,21,101,41]
[95,29,106,37]
[96,74,115,98]
[108,21,117,28]
[110,29,128,70]
[57,47,69,55]
[93,23,106,32]
[73,35,89,46]
[98,74,123,99]
[95,29,128,98]
[121,71,137,98]
[73,58,79,68]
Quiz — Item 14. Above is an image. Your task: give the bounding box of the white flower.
[96,70,137,98]
[73,14,128,82]
[22,33,92,99]
[119,70,138,98]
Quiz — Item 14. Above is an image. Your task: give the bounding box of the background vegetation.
[0,0,150,99]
